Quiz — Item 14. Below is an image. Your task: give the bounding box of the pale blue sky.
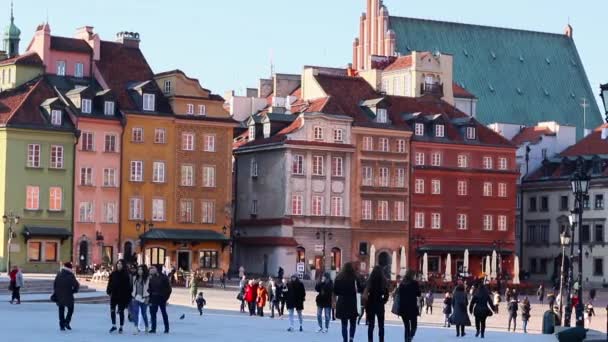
[5,0,608,109]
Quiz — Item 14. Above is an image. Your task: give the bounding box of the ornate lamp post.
[600,83,608,122]
[316,229,333,272]
[558,229,571,325]
[570,166,590,328]
[3,212,20,273]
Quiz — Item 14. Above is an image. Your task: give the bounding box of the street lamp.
[135,220,154,257]
[316,229,333,272]
[570,167,590,328]
[600,83,608,122]
[3,212,20,273]
[564,210,578,327]
[559,229,571,325]
[411,235,426,272]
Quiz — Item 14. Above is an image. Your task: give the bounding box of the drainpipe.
[117,115,126,256]
[70,129,82,263]
[519,146,531,270]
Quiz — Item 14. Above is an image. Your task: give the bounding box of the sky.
[4,0,608,109]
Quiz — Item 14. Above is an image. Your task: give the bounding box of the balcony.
[421,82,444,97]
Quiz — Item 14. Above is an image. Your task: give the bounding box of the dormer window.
[75,63,84,78]
[263,123,271,138]
[163,80,172,94]
[435,124,445,138]
[466,126,476,140]
[187,104,194,115]
[50,110,62,126]
[81,99,92,114]
[314,126,323,140]
[248,125,255,142]
[376,108,388,123]
[104,101,115,116]
[143,93,155,111]
[415,123,424,136]
[198,105,206,116]
[56,61,66,76]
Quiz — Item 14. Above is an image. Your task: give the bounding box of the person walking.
[504,287,512,303]
[418,291,425,316]
[220,270,226,289]
[521,297,531,334]
[131,264,150,334]
[425,289,434,315]
[268,278,278,318]
[238,275,247,313]
[493,291,501,314]
[365,266,389,342]
[547,291,556,311]
[315,272,333,333]
[256,280,268,317]
[334,262,361,342]
[148,266,172,334]
[468,282,495,339]
[507,298,518,332]
[52,262,80,331]
[537,284,545,305]
[8,265,23,304]
[277,278,287,317]
[443,292,452,328]
[397,270,421,342]
[106,260,132,334]
[189,271,198,304]
[451,282,471,338]
[195,292,206,316]
[286,274,306,332]
[244,280,256,316]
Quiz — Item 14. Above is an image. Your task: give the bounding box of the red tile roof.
[290,87,301,98]
[384,55,413,72]
[0,77,59,126]
[277,115,304,135]
[0,52,43,66]
[511,126,555,145]
[560,124,608,157]
[50,36,92,54]
[452,82,476,99]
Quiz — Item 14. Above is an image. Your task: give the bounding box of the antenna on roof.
[581,97,589,136]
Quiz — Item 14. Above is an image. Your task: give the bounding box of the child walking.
[196,292,207,316]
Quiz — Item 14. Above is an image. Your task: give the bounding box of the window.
[56,60,66,76]
[595,225,604,243]
[129,197,143,220]
[49,187,62,211]
[414,212,424,229]
[163,80,171,94]
[540,196,549,211]
[431,213,441,229]
[394,201,405,221]
[379,138,389,152]
[201,200,215,223]
[379,167,389,187]
[104,101,115,116]
[28,241,58,262]
[415,123,424,136]
[103,246,114,264]
[560,196,569,211]
[395,168,406,188]
[50,145,64,168]
[79,202,94,222]
[103,168,117,187]
[291,195,303,215]
[594,258,604,276]
[154,128,166,144]
[198,105,206,116]
[25,186,39,210]
[248,125,255,141]
[250,159,258,178]
[415,152,425,166]
[27,242,41,261]
[466,126,476,139]
[583,195,590,210]
[431,152,441,166]
[431,179,441,194]
[50,109,62,126]
[143,93,155,111]
[81,132,94,151]
[181,165,194,186]
[376,108,388,123]
[152,161,165,183]
[498,215,507,231]
[180,200,194,223]
[498,157,508,170]
[132,128,144,143]
[457,154,468,168]
[182,133,195,151]
[332,157,343,177]
[363,136,373,151]
[80,167,93,186]
[529,197,537,212]
[377,201,389,221]
[312,155,324,176]
[74,62,84,77]
[312,195,324,216]
[498,183,507,198]
[581,225,590,243]
[333,129,344,142]
[362,166,373,186]
[104,134,117,153]
[81,99,92,114]
[331,196,344,217]
[152,198,165,221]
[186,104,194,114]
[130,161,143,182]
[202,166,216,187]
[27,144,41,167]
[414,179,425,194]
[103,202,117,223]
[292,155,304,175]
[483,182,492,197]
[482,156,493,169]
[435,124,445,137]
[204,135,216,152]
[362,200,373,220]
[313,126,323,140]
[263,123,270,138]
[397,139,406,153]
[457,214,468,230]
[200,251,219,269]
[595,194,604,210]
[457,180,468,196]
[483,215,493,231]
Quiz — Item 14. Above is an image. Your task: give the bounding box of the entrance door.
[177,251,190,271]
[314,256,324,278]
[79,241,88,271]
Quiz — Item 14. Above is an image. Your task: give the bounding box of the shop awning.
[140,228,229,243]
[22,226,72,242]
[237,236,298,247]
[416,245,512,255]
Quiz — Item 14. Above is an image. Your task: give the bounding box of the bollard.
[543,310,556,334]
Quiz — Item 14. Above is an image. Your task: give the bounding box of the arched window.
[331,247,342,271]
[296,246,305,263]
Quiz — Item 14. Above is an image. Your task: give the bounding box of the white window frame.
[56,60,66,76]
[483,182,493,197]
[292,155,304,175]
[457,214,468,230]
[104,134,117,153]
[250,159,258,178]
[201,200,216,224]
[132,128,144,143]
[415,123,424,136]
[312,195,324,216]
[397,139,406,153]
[457,180,468,196]
[414,178,425,194]
[362,166,373,186]
[466,126,476,140]
[103,168,117,187]
[333,129,344,143]
[498,183,507,198]
[198,104,206,116]
[182,132,195,151]
[499,157,508,170]
[204,135,216,152]
[431,213,441,229]
[362,200,373,220]
[483,156,493,170]
[331,196,344,217]
[152,161,166,183]
[163,80,171,94]
[79,201,94,222]
[50,145,64,169]
[103,202,117,223]
[154,128,166,144]
[49,187,62,211]
[180,199,194,223]
[186,104,194,114]
[80,167,93,186]
[313,126,323,140]
[312,155,324,176]
[81,132,94,151]
[74,62,84,78]
[363,136,373,151]
[415,152,425,166]
[81,99,92,114]
[395,168,406,188]
[104,101,115,116]
[379,138,389,152]
[431,152,442,166]
[202,165,216,187]
[26,186,40,210]
[394,201,405,221]
[431,179,441,194]
[291,195,303,216]
[414,212,424,229]
[331,157,343,177]
[181,164,195,186]
[435,124,445,137]
[377,200,389,221]
[152,198,165,221]
[250,199,258,215]
[50,109,62,126]
[376,108,388,123]
[129,197,143,220]
[379,167,389,187]
[248,125,255,141]
[483,215,493,231]
[130,161,143,182]
[143,93,155,111]
[498,215,507,231]
[457,154,468,168]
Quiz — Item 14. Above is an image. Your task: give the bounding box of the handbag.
[391,291,401,315]
[355,281,362,316]
[236,292,244,301]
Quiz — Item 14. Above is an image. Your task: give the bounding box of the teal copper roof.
[388,16,601,138]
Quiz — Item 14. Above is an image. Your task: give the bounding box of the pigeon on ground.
[179,314,185,320]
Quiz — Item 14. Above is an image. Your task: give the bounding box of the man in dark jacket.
[148,266,172,334]
[315,272,334,332]
[398,271,421,341]
[106,259,132,333]
[286,274,306,332]
[53,262,80,331]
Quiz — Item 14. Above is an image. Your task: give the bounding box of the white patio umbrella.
[369,245,376,272]
[164,256,171,274]
[145,253,151,267]
[513,255,520,285]
[391,250,398,281]
[137,253,143,265]
[484,256,491,280]
[400,246,407,276]
[445,253,452,282]
[463,249,469,276]
[491,250,497,280]
[422,253,429,282]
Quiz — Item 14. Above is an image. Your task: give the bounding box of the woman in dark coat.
[365,266,389,342]
[468,282,495,338]
[106,259,132,333]
[52,262,80,331]
[451,283,471,337]
[286,274,306,332]
[334,262,362,342]
[398,270,421,342]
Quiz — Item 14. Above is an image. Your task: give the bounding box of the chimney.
[0,50,7,61]
[75,26,100,61]
[75,26,94,38]
[116,31,140,48]
[564,24,573,38]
